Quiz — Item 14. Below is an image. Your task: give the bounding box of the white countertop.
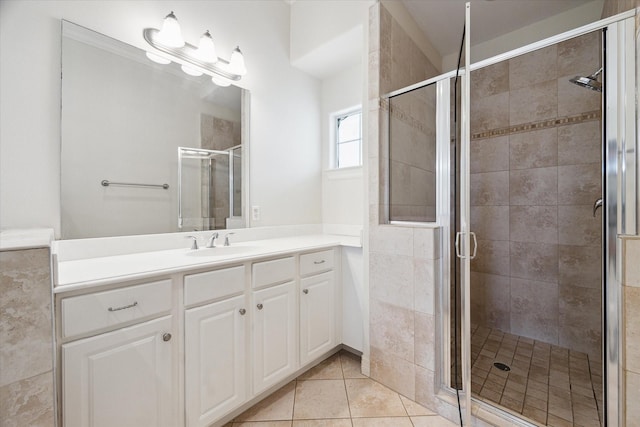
[0,228,54,251]
[54,234,360,292]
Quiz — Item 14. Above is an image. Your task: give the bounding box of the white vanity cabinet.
[299,249,337,365]
[184,266,247,427]
[60,279,176,427]
[58,243,346,427]
[185,295,247,427]
[251,257,297,394]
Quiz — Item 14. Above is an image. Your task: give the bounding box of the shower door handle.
[469,232,478,260]
[455,232,462,258]
[455,231,478,259]
[593,198,603,217]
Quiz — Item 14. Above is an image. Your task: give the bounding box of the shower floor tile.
[471,325,603,427]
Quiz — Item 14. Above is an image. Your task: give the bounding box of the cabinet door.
[185,295,246,427]
[62,315,175,427]
[300,272,336,365]
[252,281,297,394]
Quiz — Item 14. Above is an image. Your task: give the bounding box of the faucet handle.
[185,235,199,250]
[206,232,219,248]
[224,232,235,247]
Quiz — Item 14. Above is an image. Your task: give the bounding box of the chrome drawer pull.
[239,308,246,315]
[108,301,138,312]
[256,303,263,310]
[162,333,172,342]
[313,260,325,265]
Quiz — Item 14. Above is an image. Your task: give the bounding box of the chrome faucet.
[224,232,235,246]
[206,232,219,248]
[185,235,199,250]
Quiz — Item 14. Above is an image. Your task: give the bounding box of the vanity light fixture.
[143,11,245,86]
[155,11,184,47]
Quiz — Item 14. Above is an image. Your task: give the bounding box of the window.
[335,110,362,168]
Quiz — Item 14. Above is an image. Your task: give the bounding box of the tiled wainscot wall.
[0,247,54,426]
[367,2,462,421]
[622,236,640,426]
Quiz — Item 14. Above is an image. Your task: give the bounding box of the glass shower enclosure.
[383,10,636,427]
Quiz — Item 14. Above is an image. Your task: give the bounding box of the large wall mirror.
[60,21,249,239]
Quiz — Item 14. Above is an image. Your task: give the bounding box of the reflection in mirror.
[60,21,247,239]
[178,147,244,232]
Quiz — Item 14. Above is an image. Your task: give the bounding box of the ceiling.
[401,0,603,59]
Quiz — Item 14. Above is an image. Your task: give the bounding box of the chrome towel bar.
[101,180,169,189]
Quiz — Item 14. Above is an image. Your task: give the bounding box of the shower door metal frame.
[458,12,635,427]
[228,144,243,220]
[604,16,636,427]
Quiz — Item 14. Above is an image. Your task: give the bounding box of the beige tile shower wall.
[389,86,437,222]
[469,32,602,360]
[368,2,458,420]
[622,236,640,427]
[0,248,54,426]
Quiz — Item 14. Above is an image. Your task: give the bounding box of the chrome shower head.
[569,67,603,92]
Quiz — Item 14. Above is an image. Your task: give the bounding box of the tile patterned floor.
[224,350,458,427]
[471,325,603,427]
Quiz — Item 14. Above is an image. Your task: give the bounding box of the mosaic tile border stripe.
[472,111,601,141]
[380,97,600,143]
[382,97,436,136]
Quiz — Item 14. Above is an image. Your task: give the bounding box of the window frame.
[333,108,362,169]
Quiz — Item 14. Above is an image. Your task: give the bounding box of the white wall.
[321,64,364,228]
[342,246,364,351]
[0,0,322,237]
[289,1,373,80]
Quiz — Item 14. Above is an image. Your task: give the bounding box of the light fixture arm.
[143,28,241,81]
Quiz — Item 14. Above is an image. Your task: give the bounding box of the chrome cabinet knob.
[239,308,246,315]
[256,303,263,310]
[303,289,309,294]
[162,333,172,342]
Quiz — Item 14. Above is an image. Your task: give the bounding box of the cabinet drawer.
[300,249,334,276]
[61,279,172,339]
[252,257,295,289]
[184,265,245,306]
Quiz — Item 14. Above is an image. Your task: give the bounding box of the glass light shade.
[145,51,171,65]
[228,46,247,76]
[156,11,185,48]
[211,74,231,87]
[193,31,218,63]
[181,65,203,77]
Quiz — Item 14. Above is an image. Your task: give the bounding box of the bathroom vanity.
[53,232,361,427]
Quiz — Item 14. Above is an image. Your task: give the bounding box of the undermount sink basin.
[186,246,258,257]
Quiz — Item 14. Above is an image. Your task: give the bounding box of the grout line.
[341,353,355,427]
[291,378,298,422]
[340,357,354,424]
[398,392,410,418]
